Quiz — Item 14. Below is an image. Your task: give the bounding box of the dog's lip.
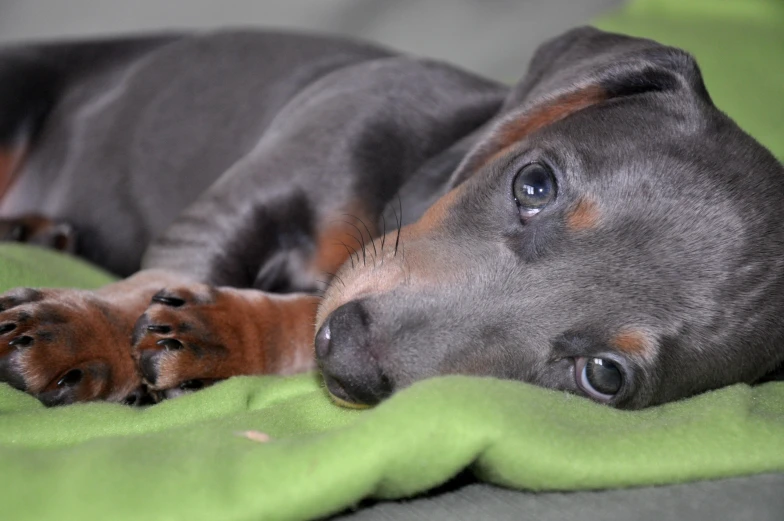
[321,373,371,409]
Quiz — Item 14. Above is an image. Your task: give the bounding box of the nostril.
[315,321,332,359]
[316,300,371,362]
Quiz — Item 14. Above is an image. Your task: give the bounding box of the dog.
[0,27,782,409]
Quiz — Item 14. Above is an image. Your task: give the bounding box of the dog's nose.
[315,300,391,407]
[315,300,369,359]
[314,313,334,359]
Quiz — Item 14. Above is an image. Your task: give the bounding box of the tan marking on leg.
[142,287,319,390]
[265,293,321,374]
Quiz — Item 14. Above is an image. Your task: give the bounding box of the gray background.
[0,0,624,81]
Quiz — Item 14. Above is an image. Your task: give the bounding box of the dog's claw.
[57,369,83,387]
[151,294,185,307]
[9,335,33,347]
[156,338,183,351]
[147,324,172,333]
[0,323,16,334]
[179,379,204,390]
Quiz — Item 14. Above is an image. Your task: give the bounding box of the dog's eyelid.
[552,333,632,365]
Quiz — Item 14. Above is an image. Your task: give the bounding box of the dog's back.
[0,31,405,274]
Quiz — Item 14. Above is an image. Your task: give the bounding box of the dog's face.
[315,28,784,409]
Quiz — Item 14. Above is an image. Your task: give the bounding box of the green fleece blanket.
[2,1,784,520]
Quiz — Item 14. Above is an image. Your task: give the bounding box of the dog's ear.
[449,27,711,186]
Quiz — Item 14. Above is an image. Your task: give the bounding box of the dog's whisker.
[394,194,403,257]
[334,241,356,268]
[344,213,377,261]
[380,212,387,253]
[341,231,364,262]
[391,204,400,257]
[340,220,367,266]
[314,280,330,295]
[325,271,346,288]
[342,240,360,265]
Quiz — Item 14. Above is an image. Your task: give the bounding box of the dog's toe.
[131,288,227,394]
[0,288,141,405]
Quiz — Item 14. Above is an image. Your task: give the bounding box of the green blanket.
[2,1,784,520]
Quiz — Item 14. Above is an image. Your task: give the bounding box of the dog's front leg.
[130,282,319,399]
[0,269,320,405]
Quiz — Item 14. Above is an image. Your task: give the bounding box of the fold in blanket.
[2,368,783,521]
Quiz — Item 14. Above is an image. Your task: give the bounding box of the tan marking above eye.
[566,197,600,231]
[610,329,652,356]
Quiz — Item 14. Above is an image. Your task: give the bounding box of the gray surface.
[333,473,784,521]
[0,0,624,81]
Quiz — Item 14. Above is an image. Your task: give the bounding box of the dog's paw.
[0,287,144,405]
[131,284,318,399]
[132,285,256,399]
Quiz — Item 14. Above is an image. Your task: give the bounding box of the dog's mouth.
[321,373,372,409]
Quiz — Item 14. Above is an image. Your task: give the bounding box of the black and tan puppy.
[0,27,782,408]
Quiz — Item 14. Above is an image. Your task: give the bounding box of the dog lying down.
[0,27,782,409]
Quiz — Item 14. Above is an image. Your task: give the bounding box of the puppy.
[0,27,782,408]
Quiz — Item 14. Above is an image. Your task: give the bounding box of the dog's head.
[315,27,784,409]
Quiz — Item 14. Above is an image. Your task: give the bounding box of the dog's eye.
[574,357,622,401]
[512,162,557,217]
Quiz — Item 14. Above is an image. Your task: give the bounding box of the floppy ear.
[448,26,711,186]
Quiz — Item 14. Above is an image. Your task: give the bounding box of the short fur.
[0,27,782,408]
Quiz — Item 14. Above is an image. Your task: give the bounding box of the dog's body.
[0,27,782,408]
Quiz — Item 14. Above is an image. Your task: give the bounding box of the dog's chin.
[322,373,372,409]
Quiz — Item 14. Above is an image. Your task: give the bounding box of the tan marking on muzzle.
[404,184,466,239]
[566,197,601,231]
[316,239,410,329]
[316,187,465,330]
